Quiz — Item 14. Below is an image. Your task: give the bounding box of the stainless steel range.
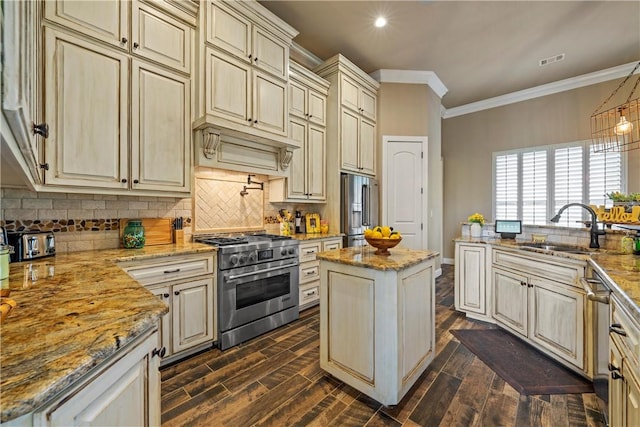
[195,233,299,350]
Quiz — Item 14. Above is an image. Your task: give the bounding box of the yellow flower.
[468,213,485,225]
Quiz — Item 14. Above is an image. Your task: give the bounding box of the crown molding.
[443,60,640,119]
[290,42,323,69]
[369,69,448,99]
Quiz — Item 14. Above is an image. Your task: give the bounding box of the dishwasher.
[581,270,611,423]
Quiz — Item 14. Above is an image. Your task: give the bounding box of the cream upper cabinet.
[207,2,288,80]
[315,54,379,177]
[45,0,190,73]
[44,0,129,49]
[270,63,329,203]
[1,0,43,185]
[43,27,129,189]
[131,60,190,192]
[40,1,195,195]
[340,74,376,120]
[205,48,287,136]
[132,2,192,73]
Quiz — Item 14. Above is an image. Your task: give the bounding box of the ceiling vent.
[539,53,565,67]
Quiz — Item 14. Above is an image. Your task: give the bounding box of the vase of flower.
[468,212,485,238]
[470,222,482,238]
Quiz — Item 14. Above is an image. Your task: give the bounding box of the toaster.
[7,231,56,262]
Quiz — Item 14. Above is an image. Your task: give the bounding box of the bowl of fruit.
[364,226,402,256]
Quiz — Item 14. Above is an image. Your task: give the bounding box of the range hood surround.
[194,124,299,178]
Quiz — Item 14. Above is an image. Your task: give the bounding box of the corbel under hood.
[193,118,300,178]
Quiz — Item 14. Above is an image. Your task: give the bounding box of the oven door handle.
[226,263,298,280]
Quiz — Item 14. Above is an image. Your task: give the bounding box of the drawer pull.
[610,323,627,336]
[612,371,624,381]
[304,249,317,254]
[164,268,181,274]
[304,289,317,297]
[152,347,166,358]
[305,270,317,276]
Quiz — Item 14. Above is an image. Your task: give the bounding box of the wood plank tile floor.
[160,265,606,426]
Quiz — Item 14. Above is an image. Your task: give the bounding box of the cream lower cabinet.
[319,256,435,405]
[121,254,216,365]
[609,294,640,426]
[298,238,342,310]
[492,250,586,371]
[31,329,161,427]
[454,242,489,321]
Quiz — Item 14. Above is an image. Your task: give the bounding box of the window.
[493,141,625,226]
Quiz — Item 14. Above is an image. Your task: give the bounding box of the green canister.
[123,220,145,249]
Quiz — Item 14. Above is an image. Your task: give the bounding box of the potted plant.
[468,212,485,238]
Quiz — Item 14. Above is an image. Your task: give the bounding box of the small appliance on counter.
[7,231,55,262]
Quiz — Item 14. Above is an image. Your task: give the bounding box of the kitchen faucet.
[549,203,605,248]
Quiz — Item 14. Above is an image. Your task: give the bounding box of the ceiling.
[258,1,640,109]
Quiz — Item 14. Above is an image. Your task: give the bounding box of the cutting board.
[119,218,173,246]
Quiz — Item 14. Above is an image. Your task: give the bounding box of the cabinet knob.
[254,120,258,124]
[254,57,258,62]
[174,291,180,296]
[121,37,128,44]
[121,178,127,183]
[247,118,252,122]
[133,42,139,49]
[152,347,166,358]
[133,179,139,184]
[609,363,621,373]
[612,371,624,381]
[163,293,169,298]
[520,281,526,287]
[33,123,49,138]
[248,54,252,59]
[527,283,533,288]
[610,323,627,336]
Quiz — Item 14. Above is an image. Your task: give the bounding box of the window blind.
[495,153,518,220]
[589,147,622,208]
[554,146,584,226]
[522,150,547,225]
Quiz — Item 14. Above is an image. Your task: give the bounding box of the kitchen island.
[0,242,215,425]
[317,246,439,406]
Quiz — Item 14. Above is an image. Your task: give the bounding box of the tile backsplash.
[0,188,192,253]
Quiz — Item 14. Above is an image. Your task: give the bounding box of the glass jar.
[123,220,145,249]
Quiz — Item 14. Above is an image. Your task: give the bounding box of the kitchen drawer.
[611,295,640,375]
[300,260,320,284]
[121,254,215,285]
[299,281,319,310]
[492,249,585,287]
[322,238,342,251]
[299,242,321,263]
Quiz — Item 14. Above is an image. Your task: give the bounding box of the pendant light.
[591,61,640,152]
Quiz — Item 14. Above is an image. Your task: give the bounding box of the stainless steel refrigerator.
[341,173,379,247]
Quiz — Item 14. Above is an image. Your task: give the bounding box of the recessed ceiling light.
[375,16,387,28]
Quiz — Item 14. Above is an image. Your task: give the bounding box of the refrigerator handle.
[362,184,369,226]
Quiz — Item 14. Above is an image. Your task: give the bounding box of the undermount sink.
[518,242,595,255]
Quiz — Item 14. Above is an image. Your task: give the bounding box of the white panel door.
[384,138,425,249]
[206,47,250,125]
[172,278,214,353]
[307,124,326,200]
[288,118,307,199]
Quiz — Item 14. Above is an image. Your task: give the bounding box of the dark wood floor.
[160,265,606,426]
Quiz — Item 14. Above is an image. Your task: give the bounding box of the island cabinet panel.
[327,271,375,382]
[401,265,434,381]
[319,249,436,406]
[492,267,528,337]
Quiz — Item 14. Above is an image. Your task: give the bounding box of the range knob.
[288,247,296,255]
[229,255,238,266]
[248,253,256,263]
[239,254,247,264]
[281,248,288,256]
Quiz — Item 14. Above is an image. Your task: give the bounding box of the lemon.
[371,231,383,239]
[390,234,400,240]
[381,226,391,237]
[364,228,373,237]
[373,226,382,234]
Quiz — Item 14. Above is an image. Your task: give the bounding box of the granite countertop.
[291,232,343,241]
[316,246,440,271]
[456,237,640,318]
[0,242,216,423]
